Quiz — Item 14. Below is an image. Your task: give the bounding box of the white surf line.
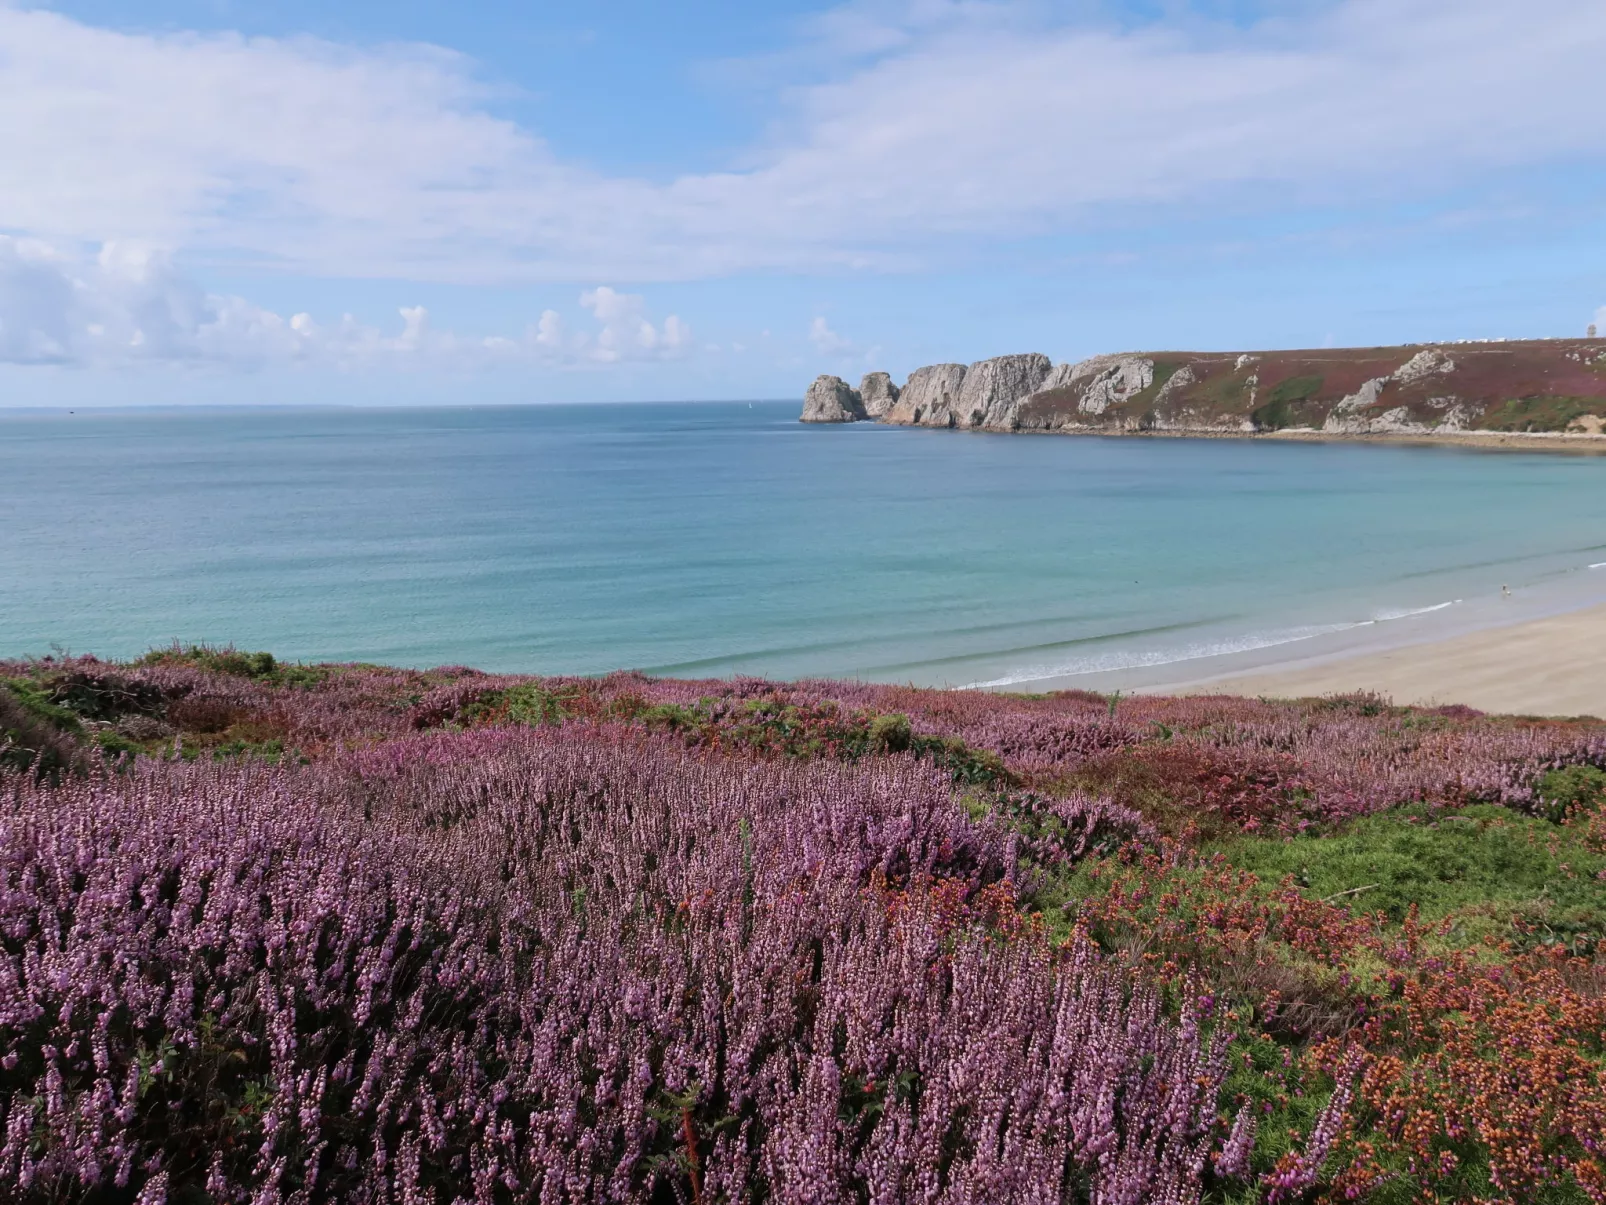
[1363,600,1462,624]
[960,624,1360,689]
[966,600,1468,689]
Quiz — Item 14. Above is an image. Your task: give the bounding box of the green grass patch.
[1478,396,1606,433]
[1251,374,1324,431]
[1192,366,1255,415]
[2,677,84,733]
[137,644,331,688]
[1266,374,1324,405]
[1250,397,1294,431]
[1209,803,1606,949]
[1,678,89,778]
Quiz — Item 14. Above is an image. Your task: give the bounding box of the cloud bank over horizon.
[0,238,689,370]
[0,0,1603,386]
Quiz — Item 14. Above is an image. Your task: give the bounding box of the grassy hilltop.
[3,647,1606,1202]
[1019,340,1606,437]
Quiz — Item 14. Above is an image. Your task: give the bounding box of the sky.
[1,0,1604,406]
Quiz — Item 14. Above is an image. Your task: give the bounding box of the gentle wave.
[1363,600,1462,623]
[961,624,1359,688]
[963,599,1466,689]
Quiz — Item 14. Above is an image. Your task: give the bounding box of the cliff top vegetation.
[806,338,1606,439]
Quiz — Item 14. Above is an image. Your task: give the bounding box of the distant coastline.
[802,338,1606,448]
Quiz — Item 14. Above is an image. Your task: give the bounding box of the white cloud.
[1,2,1605,282]
[806,315,883,367]
[808,316,853,355]
[580,287,691,362]
[0,237,689,368]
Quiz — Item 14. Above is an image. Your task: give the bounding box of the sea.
[5,401,1606,691]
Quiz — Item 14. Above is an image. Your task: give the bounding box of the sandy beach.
[1168,602,1606,716]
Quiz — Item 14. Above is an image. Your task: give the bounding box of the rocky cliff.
[858,372,900,418]
[803,340,1606,439]
[884,363,968,427]
[801,375,867,423]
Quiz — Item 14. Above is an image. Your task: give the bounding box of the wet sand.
[1167,602,1606,716]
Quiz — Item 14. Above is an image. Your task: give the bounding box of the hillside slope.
[803,339,1606,438]
[4,648,1606,1201]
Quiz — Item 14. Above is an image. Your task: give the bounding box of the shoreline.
[974,565,1606,715]
[880,422,1606,454]
[1146,602,1606,716]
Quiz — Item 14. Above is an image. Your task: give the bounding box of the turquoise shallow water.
[4,402,1606,687]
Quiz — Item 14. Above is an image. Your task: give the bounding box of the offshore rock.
[956,353,1053,429]
[801,375,866,423]
[885,363,969,427]
[859,372,901,418]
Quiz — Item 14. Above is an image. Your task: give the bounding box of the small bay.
[5,401,1606,687]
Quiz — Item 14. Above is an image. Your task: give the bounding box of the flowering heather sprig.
[0,726,1240,1202]
[1214,1104,1258,1179]
[1262,1047,1364,1202]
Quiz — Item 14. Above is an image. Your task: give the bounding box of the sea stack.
[884,363,969,427]
[801,375,867,423]
[858,372,901,418]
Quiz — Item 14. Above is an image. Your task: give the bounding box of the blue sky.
[1,0,1604,405]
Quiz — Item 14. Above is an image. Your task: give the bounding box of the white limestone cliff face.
[956,353,1053,428]
[1153,364,1196,407]
[1079,358,1155,415]
[1393,348,1456,384]
[859,372,901,418]
[1322,378,1389,433]
[1028,355,1155,418]
[1364,407,1435,434]
[1323,349,1463,433]
[801,375,866,423]
[885,363,968,427]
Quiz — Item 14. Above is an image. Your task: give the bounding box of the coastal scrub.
[1,647,1603,1201]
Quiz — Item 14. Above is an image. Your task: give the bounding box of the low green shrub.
[138,644,329,687]
[1,679,87,779]
[1268,373,1324,405]
[867,711,912,753]
[1536,764,1606,822]
[41,665,168,721]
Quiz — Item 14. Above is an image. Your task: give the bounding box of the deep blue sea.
[5,402,1606,689]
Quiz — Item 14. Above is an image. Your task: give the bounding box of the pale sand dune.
[1164,603,1606,717]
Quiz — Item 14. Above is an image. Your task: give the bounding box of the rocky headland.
[802,339,1606,442]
